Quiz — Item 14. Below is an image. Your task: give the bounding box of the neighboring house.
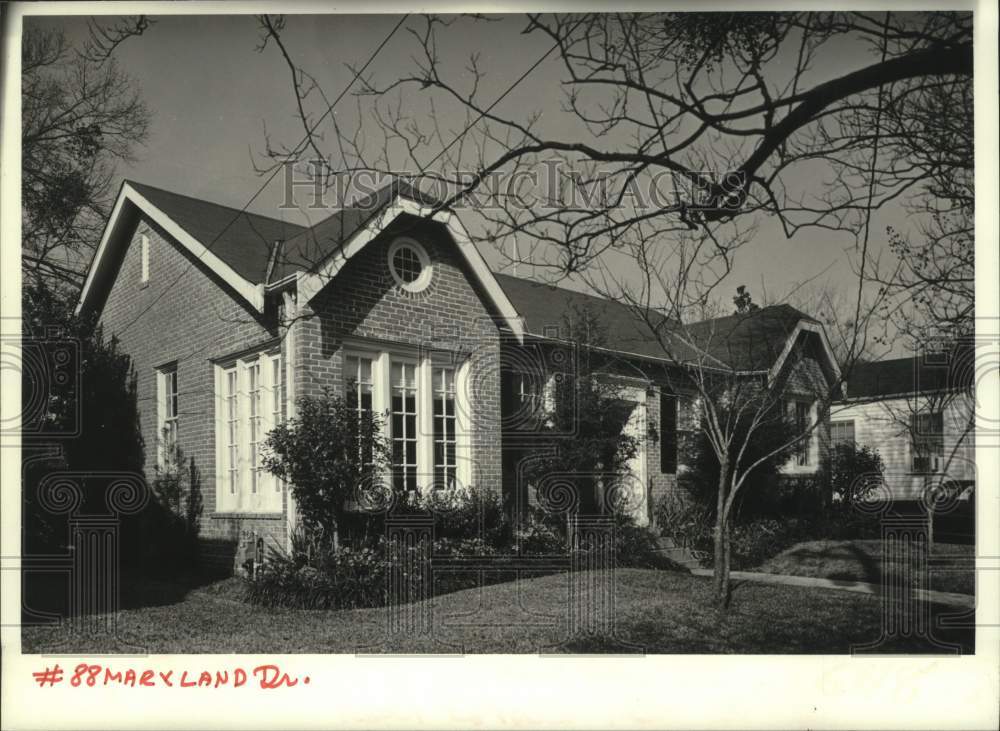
[76,180,841,569]
[832,350,976,502]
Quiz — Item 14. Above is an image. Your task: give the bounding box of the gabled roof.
[76,180,524,338]
[843,346,973,400]
[77,180,837,380]
[270,180,443,282]
[128,181,306,284]
[492,273,708,364]
[684,304,820,372]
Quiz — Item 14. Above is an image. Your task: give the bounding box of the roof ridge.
[125,179,306,232]
[491,271,677,320]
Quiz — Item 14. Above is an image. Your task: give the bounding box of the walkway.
[688,568,975,609]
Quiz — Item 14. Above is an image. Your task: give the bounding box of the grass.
[22,568,972,655]
[754,540,975,596]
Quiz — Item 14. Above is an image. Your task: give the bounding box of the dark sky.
[29,12,922,354]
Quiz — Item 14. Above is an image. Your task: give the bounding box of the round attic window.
[388,238,432,292]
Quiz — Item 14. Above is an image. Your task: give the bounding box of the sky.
[27,12,920,352]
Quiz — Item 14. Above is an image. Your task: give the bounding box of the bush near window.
[263,391,390,548]
[819,442,886,508]
[246,484,683,610]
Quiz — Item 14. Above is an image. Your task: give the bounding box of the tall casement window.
[390,361,419,493]
[223,367,239,495]
[343,343,472,495]
[830,419,856,449]
[433,367,457,488]
[792,399,814,466]
[911,411,944,472]
[659,390,678,474]
[215,348,283,513]
[156,363,179,467]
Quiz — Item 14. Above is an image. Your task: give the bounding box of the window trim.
[342,340,473,495]
[830,419,856,450]
[784,397,818,473]
[156,363,179,469]
[387,237,432,293]
[214,348,283,514]
[910,410,945,473]
[139,233,150,284]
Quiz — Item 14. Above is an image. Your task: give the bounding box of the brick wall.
[293,215,504,497]
[96,215,288,571]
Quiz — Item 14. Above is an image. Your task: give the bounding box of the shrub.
[727,518,812,568]
[820,443,886,507]
[263,392,390,545]
[653,490,714,553]
[676,409,801,521]
[420,484,512,548]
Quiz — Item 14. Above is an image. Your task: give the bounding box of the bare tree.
[255,11,965,605]
[21,18,152,293]
[868,344,976,548]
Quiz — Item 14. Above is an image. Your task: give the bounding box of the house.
[832,350,976,502]
[75,180,841,569]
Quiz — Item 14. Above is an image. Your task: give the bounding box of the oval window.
[388,238,432,292]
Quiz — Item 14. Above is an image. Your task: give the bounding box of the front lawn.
[22,568,972,654]
[754,540,975,596]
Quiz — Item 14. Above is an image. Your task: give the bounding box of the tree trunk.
[712,466,730,608]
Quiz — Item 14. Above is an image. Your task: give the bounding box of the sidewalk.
[688,568,975,609]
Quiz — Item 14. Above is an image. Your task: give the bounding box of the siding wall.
[832,392,976,501]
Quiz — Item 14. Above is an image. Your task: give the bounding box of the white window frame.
[830,419,856,450]
[215,347,283,514]
[342,340,473,496]
[156,363,179,469]
[784,398,819,473]
[387,237,432,293]
[139,233,150,284]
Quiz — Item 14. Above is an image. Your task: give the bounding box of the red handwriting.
[31,663,310,689]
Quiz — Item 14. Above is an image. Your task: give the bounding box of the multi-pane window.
[794,400,812,466]
[502,370,542,429]
[345,354,374,466]
[340,346,470,496]
[270,355,283,492]
[830,420,855,449]
[911,411,944,472]
[216,350,283,512]
[157,364,179,467]
[224,367,239,495]
[247,361,262,493]
[433,367,457,488]
[345,355,374,420]
[390,361,419,493]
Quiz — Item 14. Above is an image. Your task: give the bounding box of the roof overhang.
[296,194,526,342]
[768,320,842,385]
[76,182,265,316]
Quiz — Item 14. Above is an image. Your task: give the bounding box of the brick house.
[76,180,841,569]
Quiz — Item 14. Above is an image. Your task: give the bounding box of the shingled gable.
[684,304,840,380]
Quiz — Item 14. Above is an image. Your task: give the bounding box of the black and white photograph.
[1,2,997,729]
